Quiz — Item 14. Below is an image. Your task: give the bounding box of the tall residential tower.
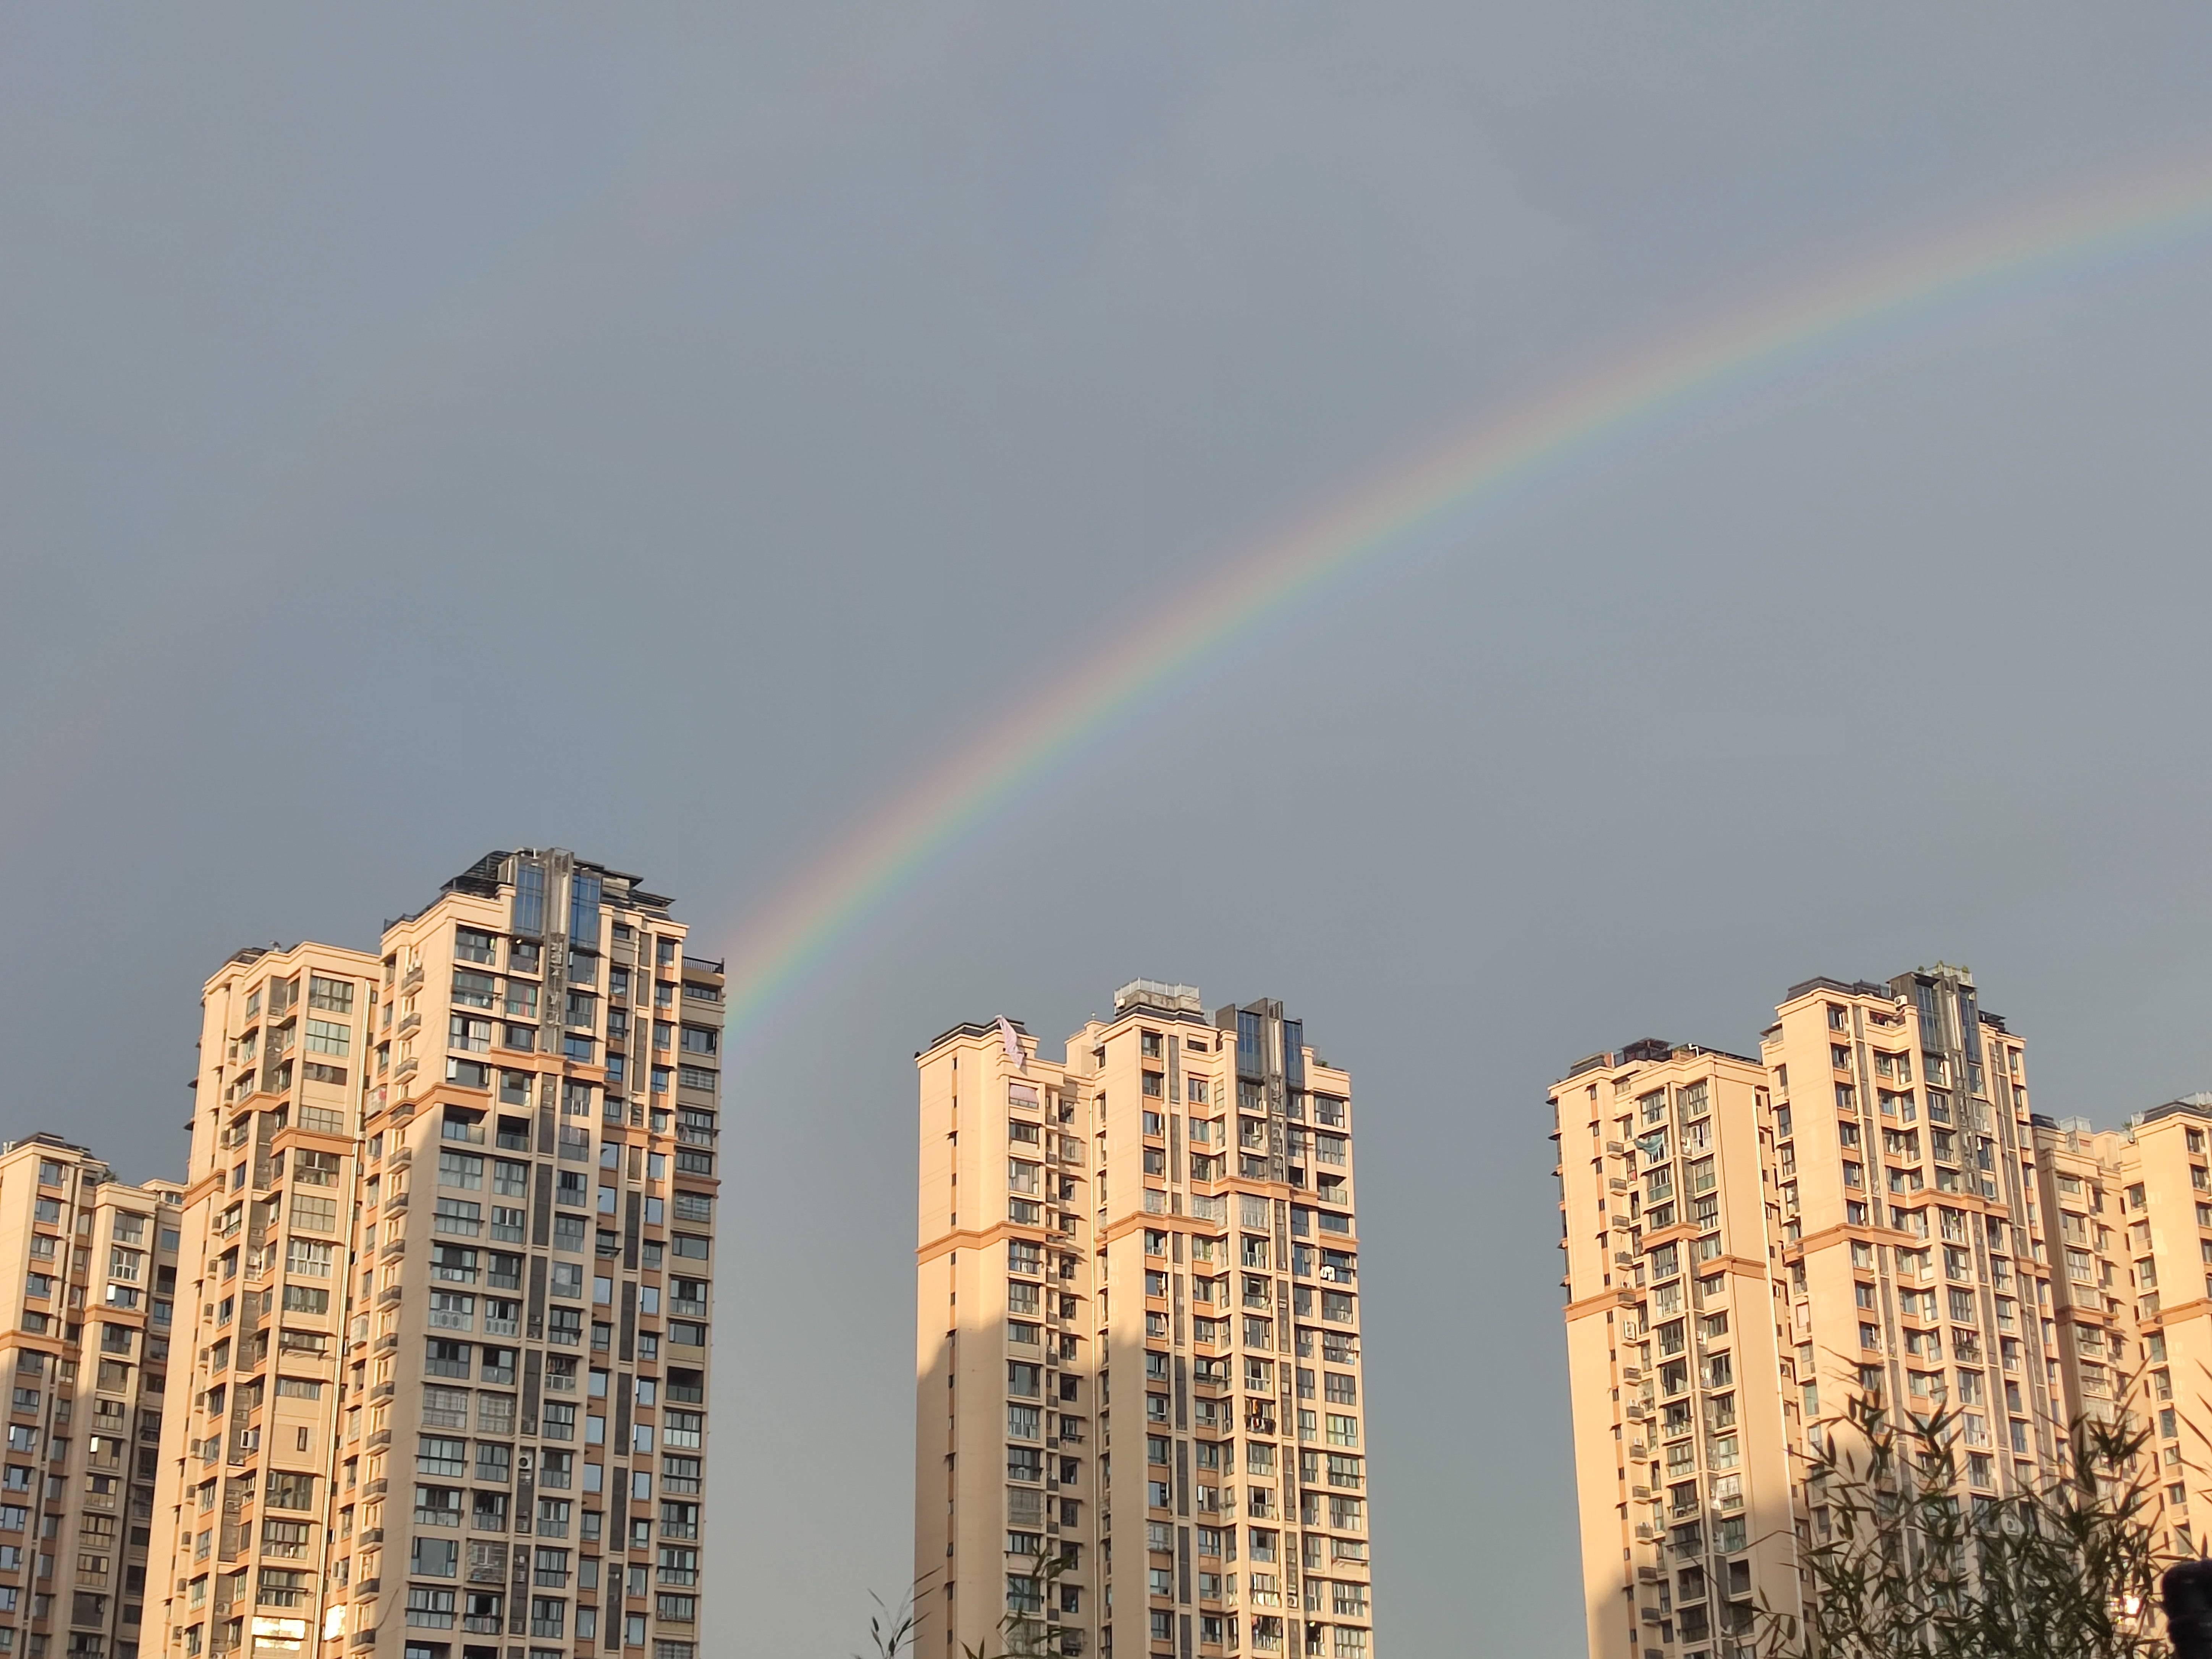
[2029,1096,2212,1552]
[916,984,1374,1659]
[146,851,720,1659]
[0,1134,186,1659]
[1554,967,2068,1659]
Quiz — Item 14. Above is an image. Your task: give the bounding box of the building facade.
[144,851,720,1659]
[0,1136,186,1659]
[2031,1095,2212,1555]
[1554,965,2073,1659]
[915,983,1374,1659]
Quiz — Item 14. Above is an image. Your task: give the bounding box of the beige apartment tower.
[915,984,1374,1659]
[2030,1095,2212,1555]
[1555,965,2073,1659]
[145,851,720,1659]
[0,1135,186,1659]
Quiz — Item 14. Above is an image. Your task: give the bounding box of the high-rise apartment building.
[1554,965,2069,1659]
[0,1135,186,1659]
[915,984,1374,1659]
[2030,1095,2212,1554]
[146,851,720,1659]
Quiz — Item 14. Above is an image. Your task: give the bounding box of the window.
[304,974,354,1013]
[285,1239,333,1279]
[285,1193,337,1234]
[265,1471,317,1511]
[673,1191,713,1224]
[420,1386,469,1428]
[417,1436,467,1477]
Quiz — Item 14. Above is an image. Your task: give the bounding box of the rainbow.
[715,147,2212,1046]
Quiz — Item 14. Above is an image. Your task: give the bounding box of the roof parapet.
[1115,980,1204,1015]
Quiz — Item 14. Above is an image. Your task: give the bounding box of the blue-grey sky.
[7,8,2212,1652]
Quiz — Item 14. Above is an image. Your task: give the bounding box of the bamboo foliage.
[860,1545,1074,1659]
[1759,1395,2169,1659]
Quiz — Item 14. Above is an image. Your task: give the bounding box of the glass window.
[569,873,602,946]
[306,976,354,1013]
[513,861,547,937]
